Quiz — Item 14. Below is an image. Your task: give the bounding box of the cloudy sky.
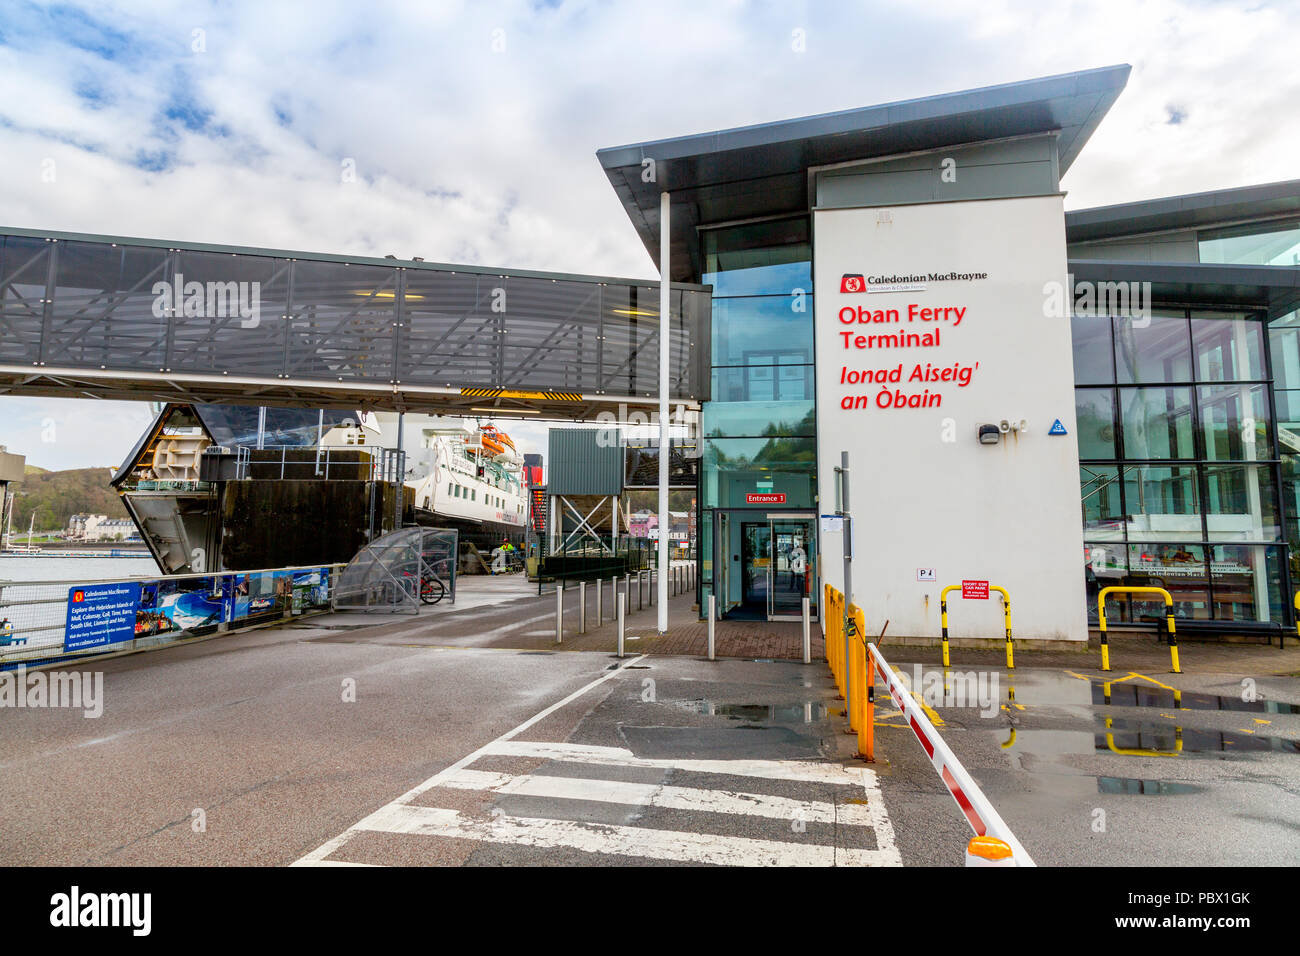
[2,0,1297,469]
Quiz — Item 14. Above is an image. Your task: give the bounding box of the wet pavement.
[870,660,1300,866]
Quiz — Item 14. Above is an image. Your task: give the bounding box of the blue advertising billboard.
[65,582,143,652]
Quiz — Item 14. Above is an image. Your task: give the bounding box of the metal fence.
[535,534,652,592]
[0,563,344,668]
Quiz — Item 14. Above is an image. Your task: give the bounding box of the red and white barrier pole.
[865,640,1035,867]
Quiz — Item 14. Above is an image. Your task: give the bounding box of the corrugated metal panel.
[548,429,623,496]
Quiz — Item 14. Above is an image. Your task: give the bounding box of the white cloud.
[1,0,1297,468]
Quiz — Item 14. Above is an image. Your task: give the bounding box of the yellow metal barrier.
[827,586,845,700]
[1097,586,1181,674]
[939,584,1014,669]
[850,603,873,761]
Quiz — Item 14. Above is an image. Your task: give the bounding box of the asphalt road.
[0,617,887,866]
[5,604,1298,866]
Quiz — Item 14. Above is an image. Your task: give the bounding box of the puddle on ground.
[675,700,829,723]
[1098,718,1300,755]
[1096,776,1203,795]
[1095,684,1300,715]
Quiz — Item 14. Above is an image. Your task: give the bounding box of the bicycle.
[419,570,446,605]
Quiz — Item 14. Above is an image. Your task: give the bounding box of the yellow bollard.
[846,608,859,733]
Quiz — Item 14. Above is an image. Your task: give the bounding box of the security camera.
[998,420,1011,434]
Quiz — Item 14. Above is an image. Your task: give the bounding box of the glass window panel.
[1114,312,1191,384]
[170,251,290,377]
[701,437,816,509]
[286,260,397,383]
[1210,545,1285,623]
[1121,465,1200,541]
[1085,542,1127,623]
[1268,319,1300,390]
[702,218,811,297]
[1197,383,1271,461]
[0,236,51,365]
[1275,389,1300,434]
[47,240,170,372]
[702,398,815,439]
[1075,388,1115,459]
[1070,314,1113,385]
[711,296,813,367]
[1080,466,1123,540]
[1204,464,1280,541]
[1126,543,1210,621]
[1199,219,1300,266]
[712,365,813,404]
[1119,387,1194,459]
[1190,312,1264,381]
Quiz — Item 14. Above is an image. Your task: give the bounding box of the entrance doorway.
[713,511,817,621]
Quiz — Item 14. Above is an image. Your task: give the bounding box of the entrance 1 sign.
[745,493,787,504]
[961,580,989,600]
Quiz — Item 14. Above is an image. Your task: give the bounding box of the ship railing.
[0,562,346,668]
[232,444,406,485]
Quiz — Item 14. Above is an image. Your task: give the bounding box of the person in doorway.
[789,541,807,592]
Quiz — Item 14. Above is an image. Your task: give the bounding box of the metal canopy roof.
[1069,259,1300,318]
[1066,179,1300,243]
[598,65,1131,281]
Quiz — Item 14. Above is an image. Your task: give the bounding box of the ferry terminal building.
[598,64,1300,641]
[4,64,1300,643]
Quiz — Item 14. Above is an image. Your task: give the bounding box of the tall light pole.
[657,190,670,633]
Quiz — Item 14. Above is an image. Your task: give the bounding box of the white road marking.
[292,654,901,867]
[355,803,895,867]
[293,656,648,866]
[439,767,879,826]
[482,739,857,784]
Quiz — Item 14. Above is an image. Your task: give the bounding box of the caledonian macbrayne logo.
[840,273,866,293]
[72,590,85,603]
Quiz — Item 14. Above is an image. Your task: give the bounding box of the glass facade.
[1075,308,1287,623]
[696,217,817,616]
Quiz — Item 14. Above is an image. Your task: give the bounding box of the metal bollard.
[579,580,587,634]
[555,584,563,644]
[596,577,602,624]
[617,592,626,659]
[610,577,617,619]
[802,596,811,665]
[707,593,716,661]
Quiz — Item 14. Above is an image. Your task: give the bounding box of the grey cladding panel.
[547,428,624,496]
[815,136,1060,209]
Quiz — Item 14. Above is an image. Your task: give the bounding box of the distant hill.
[8,467,127,534]
[23,464,48,475]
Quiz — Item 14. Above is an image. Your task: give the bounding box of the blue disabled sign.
[65,582,142,651]
[1049,419,1068,436]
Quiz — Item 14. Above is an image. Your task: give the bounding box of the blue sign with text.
[65,582,142,651]
[1049,419,1068,435]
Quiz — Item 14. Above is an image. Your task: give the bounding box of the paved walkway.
[306,573,1300,676]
